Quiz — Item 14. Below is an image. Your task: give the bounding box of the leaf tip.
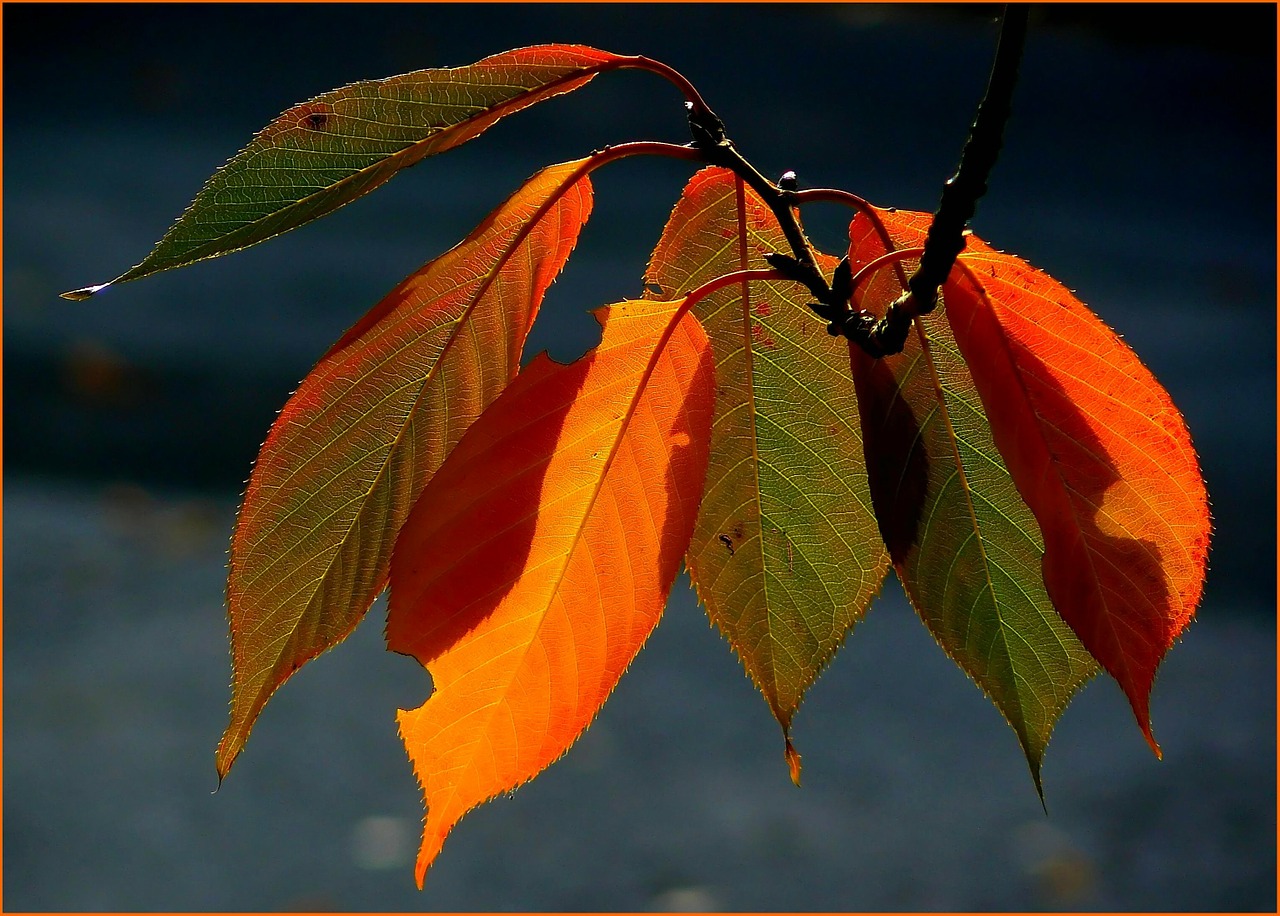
[214,722,245,783]
[784,738,802,788]
[413,831,447,890]
[1143,725,1163,760]
[1127,688,1162,759]
[1031,761,1046,812]
[60,283,110,301]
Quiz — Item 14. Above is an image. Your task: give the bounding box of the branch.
[625,10,1029,359]
[685,106,826,286]
[899,4,1029,318]
[621,53,841,318]
[797,6,1029,357]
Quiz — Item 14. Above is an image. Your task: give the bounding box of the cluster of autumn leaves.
[65,46,1209,886]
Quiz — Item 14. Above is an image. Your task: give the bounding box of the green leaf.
[645,167,889,774]
[62,45,621,299]
[945,233,1209,756]
[847,210,1098,793]
[217,159,593,778]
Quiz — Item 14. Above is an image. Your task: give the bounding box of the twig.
[871,4,1030,351]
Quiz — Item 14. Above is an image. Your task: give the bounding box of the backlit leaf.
[218,160,593,778]
[62,45,621,299]
[940,224,1211,754]
[386,298,714,884]
[848,210,1098,788]
[645,167,889,770]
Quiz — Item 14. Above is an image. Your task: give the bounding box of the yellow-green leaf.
[217,159,592,778]
[645,167,890,771]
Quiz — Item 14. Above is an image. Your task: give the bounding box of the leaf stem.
[847,247,927,297]
[585,140,704,169]
[793,6,1028,357]
[619,54,834,304]
[636,266,785,431]
[678,268,786,316]
[791,188,879,223]
[791,187,912,285]
[644,267,789,367]
[620,55,716,118]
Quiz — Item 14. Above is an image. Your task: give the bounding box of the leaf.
[847,211,1099,789]
[645,167,889,771]
[218,159,593,778]
[62,45,622,299]
[940,225,1211,754]
[386,298,714,884]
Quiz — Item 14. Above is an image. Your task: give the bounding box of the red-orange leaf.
[942,232,1210,753]
[386,298,714,885]
[219,160,592,778]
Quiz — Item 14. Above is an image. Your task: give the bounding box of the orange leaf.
[219,160,592,778]
[386,298,714,885]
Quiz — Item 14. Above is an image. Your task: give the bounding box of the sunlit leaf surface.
[941,222,1210,753]
[387,299,714,883]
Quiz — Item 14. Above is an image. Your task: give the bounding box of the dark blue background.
[5,4,1275,910]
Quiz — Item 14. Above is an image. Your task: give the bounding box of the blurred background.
[5,3,1275,910]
